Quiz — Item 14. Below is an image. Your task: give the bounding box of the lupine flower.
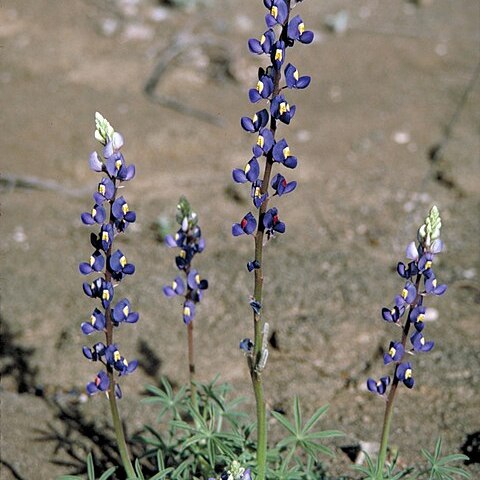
[248,29,275,55]
[367,206,446,397]
[79,250,105,275]
[271,94,296,124]
[81,308,106,335]
[81,203,106,225]
[396,362,414,388]
[264,0,289,27]
[252,127,275,158]
[263,207,285,237]
[86,370,110,395]
[163,197,208,326]
[232,157,260,184]
[271,173,296,197]
[409,305,426,332]
[251,180,268,208]
[285,63,311,89]
[411,331,434,353]
[367,376,390,395]
[80,113,138,399]
[241,108,269,133]
[232,212,257,236]
[287,15,314,44]
[271,40,286,70]
[249,73,274,103]
[112,298,139,324]
[383,341,404,365]
[272,139,297,168]
[247,260,261,272]
[183,300,195,325]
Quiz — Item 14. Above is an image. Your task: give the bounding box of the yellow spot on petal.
[89,255,95,266]
[256,80,264,94]
[255,186,261,198]
[123,359,129,367]
[244,162,251,174]
[274,48,283,61]
[122,203,129,215]
[172,280,177,289]
[184,306,191,316]
[252,113,258,123]
[257,135,265,148]
[114,350,121,362]
[102,231,109,242]
[389,346,396,357]
[283,146,291,158]
[120,255,127,268]
[115,159,122,170]
[195,274,200,284]
[180,250,186,259]
[260,35,266,45]
[123,305,129,317]
[102,289,110,301]
[98,184,106,195]
[294,69,299,81]
[405,368,412,379]
[279,101,289,115]
[90,314,96,325]
[425,260,432,269]
[298,22,305,35]
[402,288,408,299]
[91,207,97,217]
[418,314,425,322]
[432,279,437,287]
[420,337,425,345]
[271,5,278,18]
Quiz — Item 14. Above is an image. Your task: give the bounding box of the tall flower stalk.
[232,2,313,478]
[163,197,208,406]
[367,206,447,479]
[80,113,138,478]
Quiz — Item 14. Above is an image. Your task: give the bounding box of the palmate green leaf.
[422,437,471,480]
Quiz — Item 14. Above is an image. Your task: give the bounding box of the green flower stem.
[376,275,422,479]
[108,383,136,479]
[187,320,198,410]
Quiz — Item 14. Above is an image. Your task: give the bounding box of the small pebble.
[392,131,411,145]
[463,268,476,280]
[13,226,26,243]
[424,307,439,322]
[123,23,155,41]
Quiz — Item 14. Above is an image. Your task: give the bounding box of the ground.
[0,0,479,479]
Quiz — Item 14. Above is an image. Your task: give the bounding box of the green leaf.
[302,404,330,433]
[271,410,296,435]
[134,458,145,480]
[293,396,302,434]
[56,476,83,480]
[98,467,117,480]
[86,453,95,480]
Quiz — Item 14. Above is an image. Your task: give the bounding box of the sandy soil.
[1,0,479,478]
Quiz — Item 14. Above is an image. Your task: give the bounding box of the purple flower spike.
[263,207,286,236]
[241,109,269,133]
[112,298,139,324]
[232,157,260,184]
[252,128,275,158]
[271,173,297,196]
[183,300,195,325]
[285,63,311,89]
[248,29,275,55]
[383,341,404,365]
[272,139,297,169]
[411,331,434,353]
[86,370,110,396]
[271,94,296,124]
[287,15,314,44]
[163,276,185,297]
[81,308,106,335]
[232,212,257,236]
[367,376,390,395]
[81,204,106,225]
[396,362,414,388]
[79,250,105,275]
[264,0,289,27]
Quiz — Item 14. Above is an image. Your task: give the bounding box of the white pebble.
[392,131,411,145]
